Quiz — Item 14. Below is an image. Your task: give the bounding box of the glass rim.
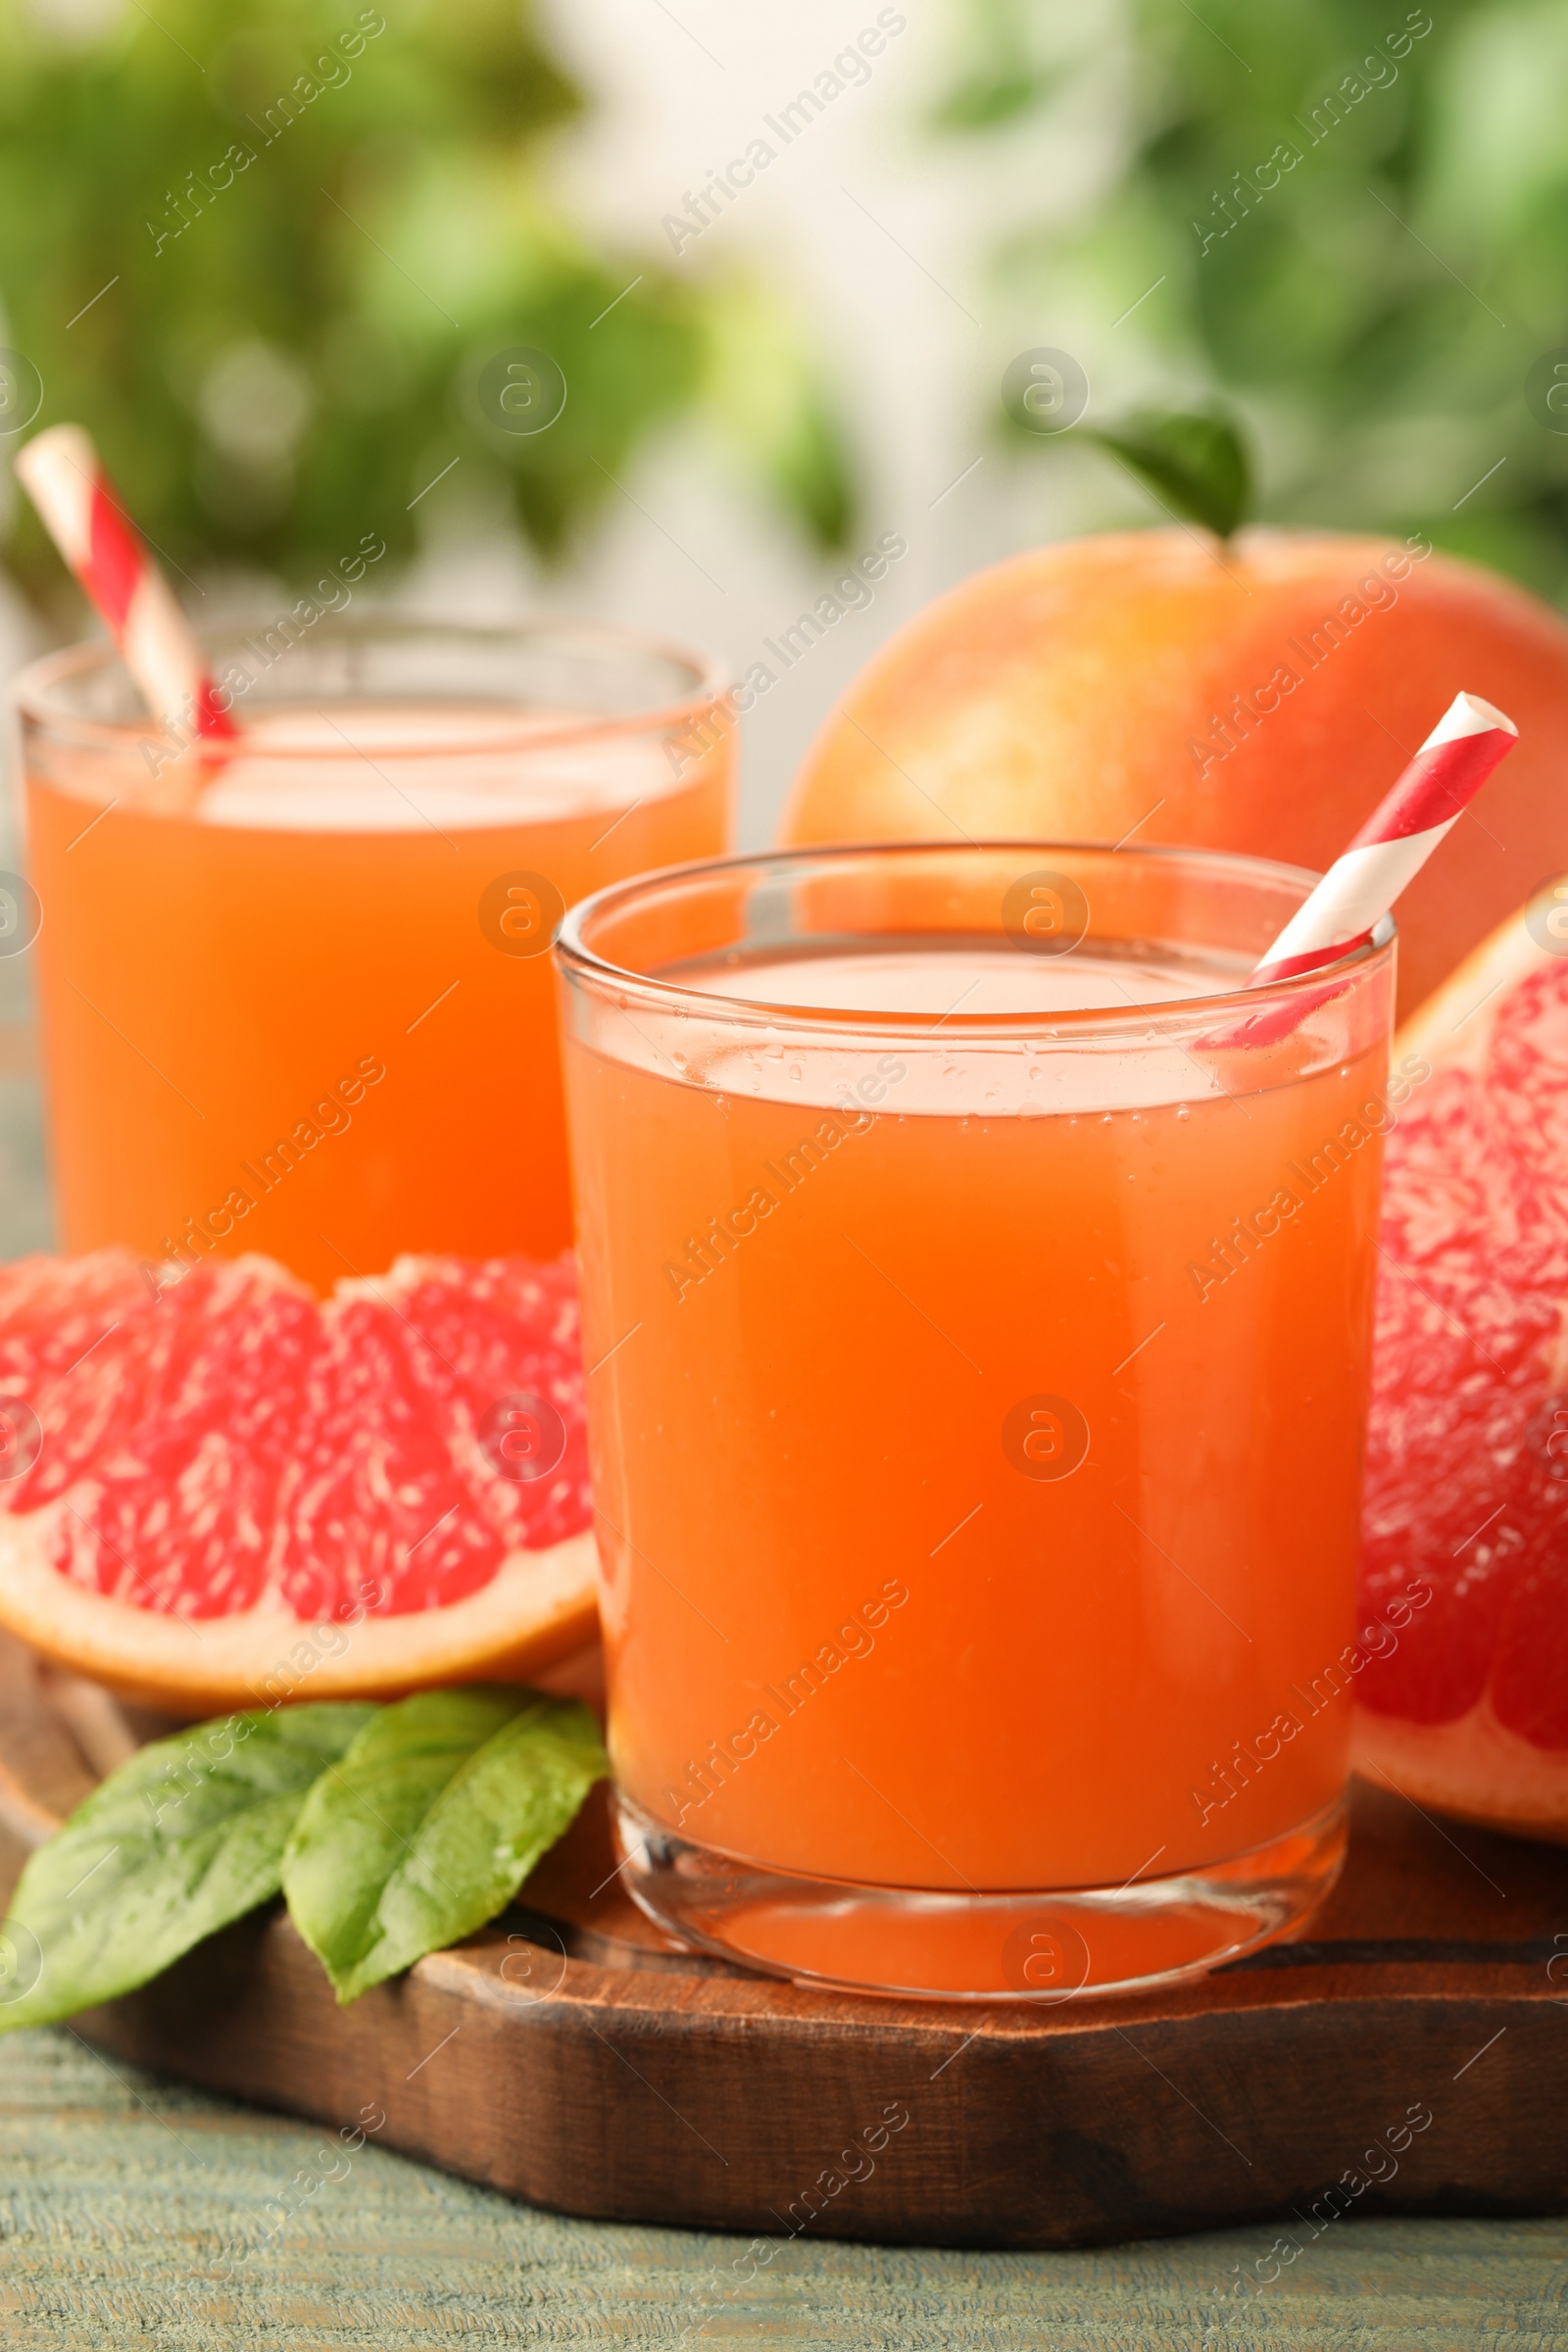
[9,612,732,760]
[555,836,1396,1037]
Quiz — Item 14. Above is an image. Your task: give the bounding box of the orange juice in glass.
[557,843,1395,2000]
[13,619,729,1291]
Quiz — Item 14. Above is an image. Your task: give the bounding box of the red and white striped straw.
[14,423,235,743]
[1250,692,1518,988]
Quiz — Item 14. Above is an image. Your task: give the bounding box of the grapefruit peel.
[0,1521,598,1717]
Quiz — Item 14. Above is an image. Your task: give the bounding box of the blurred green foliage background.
[8,0,1568,612]
[0,0,852,609]
[960,0,1568,598]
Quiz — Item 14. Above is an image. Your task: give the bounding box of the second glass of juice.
[556,842,1396,2001]
[14,617,730,1291]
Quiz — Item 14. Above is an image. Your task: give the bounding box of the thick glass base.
[614,1795,1348,2002]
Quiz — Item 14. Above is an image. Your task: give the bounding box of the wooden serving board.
[2,1630,1565,2254]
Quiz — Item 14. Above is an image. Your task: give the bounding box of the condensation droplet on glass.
[1176,1104,1191,1122]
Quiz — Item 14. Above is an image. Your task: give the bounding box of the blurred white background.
[405,0,1137,846]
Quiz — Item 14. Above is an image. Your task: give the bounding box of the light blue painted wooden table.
[1,1045,1564,2349]
[4,2024,1567,2350]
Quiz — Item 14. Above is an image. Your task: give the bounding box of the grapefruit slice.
[0,1250,598,1714]
[1355,873,1568,1838]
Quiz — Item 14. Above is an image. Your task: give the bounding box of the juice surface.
[26,703,728,1291]
[564,941,1388,1892]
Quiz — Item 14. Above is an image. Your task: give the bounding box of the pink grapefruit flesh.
[0,1250,598,1713]
[1356,874,1568,1838]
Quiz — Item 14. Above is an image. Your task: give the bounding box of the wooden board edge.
[70,1908,1568,2250]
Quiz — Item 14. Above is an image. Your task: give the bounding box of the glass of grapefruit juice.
[557,841,1396,2000]
[13,617,729,1292]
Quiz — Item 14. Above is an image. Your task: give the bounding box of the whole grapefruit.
[0,1250,598,1714]
[779,529,1568,1017]
[1356,873,1568,1838]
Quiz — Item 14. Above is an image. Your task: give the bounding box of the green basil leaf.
[0,1703,377,2033]
[281,1687,608,2003]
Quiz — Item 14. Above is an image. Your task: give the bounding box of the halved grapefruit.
[1355,873,1568,1838]
[0,1250,598,1714]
